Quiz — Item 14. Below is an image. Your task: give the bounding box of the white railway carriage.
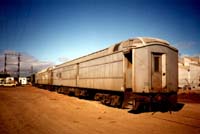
[35,37,178,110]
[35,67,53,87]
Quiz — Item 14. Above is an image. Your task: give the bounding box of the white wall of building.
[19,77,27,85]
[179,57,200,89]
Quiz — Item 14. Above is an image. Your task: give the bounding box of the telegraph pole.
[18,53,20,78]
[4,52,21,79]
[30,65,33,74]
[4,54,7,74]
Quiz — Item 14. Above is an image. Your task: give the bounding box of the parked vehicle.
[0,77,16,87]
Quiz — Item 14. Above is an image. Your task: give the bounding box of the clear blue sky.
[0,0,200,65]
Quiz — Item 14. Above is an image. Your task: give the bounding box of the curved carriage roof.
[107,37,177,53]
[133,37,170,46]
[36,66,54,74]
[55,37,177,68]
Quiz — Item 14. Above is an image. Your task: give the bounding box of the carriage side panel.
[78,52,124,91]
[52,64,77,87]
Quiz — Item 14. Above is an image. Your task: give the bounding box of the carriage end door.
[151,53,166,91]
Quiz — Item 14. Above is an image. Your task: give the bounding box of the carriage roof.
[53,37,177,69]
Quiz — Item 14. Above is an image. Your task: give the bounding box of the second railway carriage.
[35,67,53,88]
[35,37,178,110]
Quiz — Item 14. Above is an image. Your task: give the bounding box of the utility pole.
[4,52,21,79]
[30,65,33,74]
[18,53,20,78]
[4,54,7,74]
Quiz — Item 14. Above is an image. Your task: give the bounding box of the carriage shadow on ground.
[128,103,185,114]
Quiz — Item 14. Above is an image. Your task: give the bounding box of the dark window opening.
[154,57,159,72]
[57,72,62,78]
[113,43,120,52]
[59,73,62,78]
[125,52,132,63]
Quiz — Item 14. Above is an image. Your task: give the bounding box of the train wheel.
[94,93,102,101]
[57,87,61,93]
[74,89,81,97]
[56,88,59,93]
[110,95,120,107]
[101,94,111,105]
[63,88,70,95]
[59,87,63,94]
[132,99,140,111]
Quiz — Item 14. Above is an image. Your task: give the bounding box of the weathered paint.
[35,37,178,94]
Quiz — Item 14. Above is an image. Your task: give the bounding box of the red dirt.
[0,86,200,134]
[178,89,200,103]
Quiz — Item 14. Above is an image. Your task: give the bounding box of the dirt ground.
[0,86,200,134]
[178,89,200,103]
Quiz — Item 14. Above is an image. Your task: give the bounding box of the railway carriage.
[35,37,178,110]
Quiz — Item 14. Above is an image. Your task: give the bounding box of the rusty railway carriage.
[35,37,178,110]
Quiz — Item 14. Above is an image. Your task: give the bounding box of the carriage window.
[59,73,62,78]
[113,43,120,52]
[56,72,62,78]
[154,57,159,72]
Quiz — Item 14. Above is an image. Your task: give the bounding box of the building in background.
[0,76,17,87]
[19,77,27,85]
[179,56,200,89]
